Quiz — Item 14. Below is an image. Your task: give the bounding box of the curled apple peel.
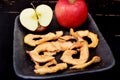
[19,4,53,32]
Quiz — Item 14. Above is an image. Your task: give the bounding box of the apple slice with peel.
[19,4,53,32]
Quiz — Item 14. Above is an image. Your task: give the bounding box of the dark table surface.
[0,12,120,80]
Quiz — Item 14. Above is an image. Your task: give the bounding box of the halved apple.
[19,4,53,32]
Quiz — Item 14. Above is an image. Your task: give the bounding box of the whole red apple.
[55,0,88,28]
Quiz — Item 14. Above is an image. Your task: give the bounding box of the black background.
[0,0,120,80]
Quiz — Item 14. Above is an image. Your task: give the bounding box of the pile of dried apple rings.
[24,28,101,75]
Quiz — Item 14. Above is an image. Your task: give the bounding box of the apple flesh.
[19,4,53,32]
[55,0,88,28]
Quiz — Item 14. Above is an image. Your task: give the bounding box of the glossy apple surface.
[55,0,88,28]
[19,4,53,32]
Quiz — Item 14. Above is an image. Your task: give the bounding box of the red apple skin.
[55,0,88,28]
[35,26,48,32]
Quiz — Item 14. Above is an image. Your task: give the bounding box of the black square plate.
[13,13,115,79]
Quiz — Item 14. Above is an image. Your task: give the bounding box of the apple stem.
[30,2,42,28]
[30,2,36,10]
[30,2,39,19]
[69,0,75,4]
